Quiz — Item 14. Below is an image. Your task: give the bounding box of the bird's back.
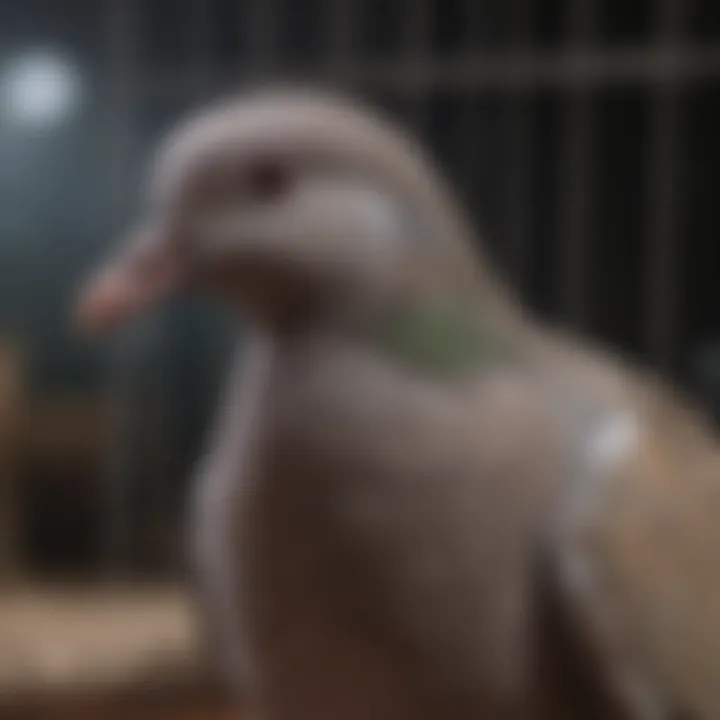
[527,327,720,718]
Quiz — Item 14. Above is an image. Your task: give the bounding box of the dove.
[75,86,720,719]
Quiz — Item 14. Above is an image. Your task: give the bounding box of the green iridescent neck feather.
[363,300,515,376]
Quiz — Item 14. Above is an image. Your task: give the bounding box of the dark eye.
[246,158,293,202]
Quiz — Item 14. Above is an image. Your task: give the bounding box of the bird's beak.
[74,225,188,334]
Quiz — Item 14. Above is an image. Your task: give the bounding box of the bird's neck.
[316,290,527,378]
[248,250,534,376]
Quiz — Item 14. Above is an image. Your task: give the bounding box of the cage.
[0,0,718,716]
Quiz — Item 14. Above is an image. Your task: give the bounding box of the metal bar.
[246,0,279,77]
[558,0,598,328]
[455,99,480,206]
[103,0,139,582]
[503,0,535,289]
[403,0,432,135]
[327,0,356,76]
[164,0,216,576]
[454,0,495,256]
[189,0,214,96]
[147,320,180,575]
[645,0,685,373]
[136,46,720,97]
[462,0,487,49]
[403,0,433,61]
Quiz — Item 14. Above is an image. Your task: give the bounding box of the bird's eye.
[246,158,294,202]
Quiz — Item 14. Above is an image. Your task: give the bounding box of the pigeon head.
[76,87,513,334]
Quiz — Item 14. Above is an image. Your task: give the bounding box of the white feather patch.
[555,409,642,625]
[556,410,670,719]
[565,410,641,534]
[587,411,641,475]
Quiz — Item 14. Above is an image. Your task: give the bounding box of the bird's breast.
[238,381,443,718]
[240,341,566,718]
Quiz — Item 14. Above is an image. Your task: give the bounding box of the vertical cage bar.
[503,0,534,290]
[327,0,356,78]
[104,0,139,582]
[558,0,598,329]
[247,0,279,77]
[190,0,214,96]
[403,0,433,132]
[147,323,179,575]
[403,0,433,61]
[455,0,487,248]
[456,101,478,181]
[645,0,685,373]
[461,0,484,49]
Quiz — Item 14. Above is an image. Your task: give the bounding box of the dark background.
[1,0,719,576]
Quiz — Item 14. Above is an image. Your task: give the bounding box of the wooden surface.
[0,586,205,700]
[0,691,243,720]
[19,398,110,473]
[0,340,24,583]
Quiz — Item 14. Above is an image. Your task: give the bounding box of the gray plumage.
[76,86,720,720]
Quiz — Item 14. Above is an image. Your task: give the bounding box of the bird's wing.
[550,393,720,719]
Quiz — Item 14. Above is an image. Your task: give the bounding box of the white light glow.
[1,51,82,128]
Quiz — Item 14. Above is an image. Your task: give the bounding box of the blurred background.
[0,0,718,717]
